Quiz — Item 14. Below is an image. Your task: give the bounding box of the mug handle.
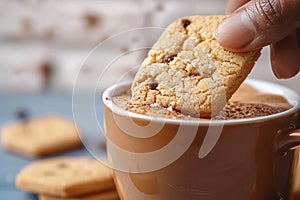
[277,128,300,153]
[277,110,300,153]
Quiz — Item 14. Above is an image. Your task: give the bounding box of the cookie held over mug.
[130,15,261,118]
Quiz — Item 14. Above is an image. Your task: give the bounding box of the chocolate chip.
[182,19,191,29]
[15,109,29,123]
[148,80,158,90]
[57,163,68,169]
[162,54,176,63]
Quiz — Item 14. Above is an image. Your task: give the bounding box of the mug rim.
[102,79,300,126]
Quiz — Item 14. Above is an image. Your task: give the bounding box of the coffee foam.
[215,102,289,120]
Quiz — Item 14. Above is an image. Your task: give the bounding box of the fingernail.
[215,12,256,49]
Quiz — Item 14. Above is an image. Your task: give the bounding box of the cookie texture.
[130,15,261,117]
[39,190,120,200]
[16,157,115,198]
[1,114,82,157]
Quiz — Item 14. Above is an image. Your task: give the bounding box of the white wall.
[0,0,298,93]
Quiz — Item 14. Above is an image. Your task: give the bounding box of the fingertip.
[215,12,255,51]
[271,33,300,79]
[272,65,300,79]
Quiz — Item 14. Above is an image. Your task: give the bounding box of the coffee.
[112,83,292,120]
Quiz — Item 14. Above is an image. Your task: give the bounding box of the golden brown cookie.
[130,15,261,118]
[16,157,115,198]
[1,114,82,157]
[39,190,120,200]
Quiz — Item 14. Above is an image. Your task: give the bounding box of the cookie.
[39,190,120,200]
[130,15,261,118]
[1,114,82,157]
[16,157,115,197]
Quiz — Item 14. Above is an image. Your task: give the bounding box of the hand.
[215,0,300,79]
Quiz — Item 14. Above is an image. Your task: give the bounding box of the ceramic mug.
[103,79,300,200]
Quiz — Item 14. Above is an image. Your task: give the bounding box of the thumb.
[215,0,300,52]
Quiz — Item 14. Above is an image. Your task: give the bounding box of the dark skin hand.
[215,0,300,79]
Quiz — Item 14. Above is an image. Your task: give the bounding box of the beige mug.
[103,79,300,200]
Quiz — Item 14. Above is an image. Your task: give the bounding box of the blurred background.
[0,0,298,94]
[0,0,300,199]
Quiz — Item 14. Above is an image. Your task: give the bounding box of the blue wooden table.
[0,92,107,200]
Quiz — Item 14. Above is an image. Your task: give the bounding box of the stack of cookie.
[16,157,120,200]
[1,114,119,199]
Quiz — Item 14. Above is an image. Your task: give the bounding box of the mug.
[102,79,300,200]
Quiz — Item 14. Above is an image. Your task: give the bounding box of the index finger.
[226,0,250,14]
